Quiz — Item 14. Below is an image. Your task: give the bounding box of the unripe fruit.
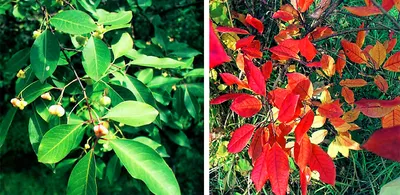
[70,96,76,103]
[84,144,90,150]
[41,92,52,101]
[49,104,65,117]
[32,30,42,39]
[99,96,111,107]
[17,70,25,78]
[17,100,28,110]
[93,124,109,137]
[10,98,20,107]
[92,31,104,39]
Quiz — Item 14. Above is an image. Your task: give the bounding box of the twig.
[307,0,344,34]
[313,27,389,42]
[370,0,400,30]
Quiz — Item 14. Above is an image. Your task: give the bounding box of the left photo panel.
[0,1,204,194]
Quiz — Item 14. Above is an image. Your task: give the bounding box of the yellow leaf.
[311,115,326,128]
[310,129,328,144]
[342,110,360,123]
[369,41,386,69]
[320,89,332,104]
[321,54,335,77]
[221,33,239,50]
[288,64,296,72]
[328,140,340,158]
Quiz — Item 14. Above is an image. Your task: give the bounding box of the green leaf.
[133,136,169,157]
[82,36,111,81]
[128,54,186,68]
[169,47,201,58]
[184,86,199,119]
[67,150,97,195]
[97,9,132,25]
[30,30,60,82]
[111,32,133,59]
[28,111,48,154]
[109,139,180,195]
[154,28,168,50]
[55,158,78,176]
[152,89,172,106]
[5,48,30,74]
[0,108,17,149]
[106,154,122,184]
[96,158,106,180]
[184,68,204,78]
[165,130,191,148]
[50,10,97,35]
[38,124,85,163]
[77,0,100,18]
[104,101,158,127]
[137,0,152,10]
[147,76,181,90]
[380,176,400,195]
[21,80,54,104]
[136,68,153,84]
[104,23,131,33]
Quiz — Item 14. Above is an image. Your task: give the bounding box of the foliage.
[0,0,203,194]
[210,0,400,194]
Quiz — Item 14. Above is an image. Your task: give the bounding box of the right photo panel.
[209,0,400,194]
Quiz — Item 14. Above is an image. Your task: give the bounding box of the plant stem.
[312,27,389,42]
[370,0,400,30]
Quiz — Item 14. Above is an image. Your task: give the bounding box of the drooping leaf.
[374,75,389,93]
[336,50,346,77]
[343,6,382,17]
[261,61,273,81]
[244,58,266,96]
[104,101,158,127]
[300,167,311,195]
[28,111,48,154]
[230,94,262,117]
[109,139,180,195]
[20,80,54,104]
[383,51,400,72]
[266,143,290,195]
[111,32,133,59]
[309,144,336,185]
[384,38,397,53]
[227,124,255,153]
[362,126,400,162]
[50,10,97,35]
[381,106,400,128]
[236,35,255,49]
[106,155,122,184]
[294,134,312,171]
[341,86,355,104]
[245,14,263,34]
[321,54,335,77]
[317,100,343,118]
[67,150,97,195]
[128,54,186,68]
[251,150,269,192]
[339,79,368,88]
[248,127,263,164]
[219,73,248,89]
[184,87,199,119]
[0,108,17,149]
[295,110,314,144]
[341,39,367,64]
[278,93,300,122]
[38,124,85,163]
[355,97,400,118]
[210,20,230,69]
[82,37,111,81]
[30,30,60,82]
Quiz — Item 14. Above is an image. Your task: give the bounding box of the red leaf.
[230,94,262,117]
[295,110,315,144]
[299,0,315,12]
[236,35,255,49]
[300,167,311,195]
[309,27,335,40]
[307,62,322,68]
[261,61,273,81]
[294,134,312,171]
[219,73,243,86]
[383,51,400,72]
[272,10,295,21]
[227,124,256,153]
[244,58,266,96]
[343,6,382,17]
[269,43,300,60]
[249,127,264,164]
[299,36,317,62]
[287,73,313,100]
[251,149,269,192]
[318,100,344,118]
[355,97,400,118]
[216,26,250,34]
[245,14,264,34]
[209,20,230,69]
[341,39,367,64]
[336,50,346,77]
[242,47,263,58]
[309,144,336,185]
[210,93,245,105]
[384,38,397,53]
[382,0,395,11]
[269,88,292,108]
[339,79,368,88]
[362,126,400,162]
[278,93,300,122]
[266,143,290,195]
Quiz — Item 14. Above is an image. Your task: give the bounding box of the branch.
[313,27,389,42]
[306,0,344,34]
[370,0,400,30]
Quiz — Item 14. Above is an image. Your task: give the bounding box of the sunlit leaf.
[266,143,289,195]
[104,101,158,127]
[309,144,336,185]
[383,51,400,72]
[227,124,255,153]
[381,106,400,128]
[363,126,400,162]
[230,94,262,117]
[50,10,97,35]
[67,150,97,195]
[341,39,367,64]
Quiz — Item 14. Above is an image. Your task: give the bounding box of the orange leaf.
[244,58,266,96]
[299,36,317,62]
[287,73,314,100]
[230,94,262,117]
[356,23,366,48]
[309,27,334,40]
[278,93,300,122]
[318,100,344,118]
[245,14,264,34]
[321,54,335,77]
[266,143,290,195]
[251,149,269,192]
[272,10,295,21]
[300,167,311,195]
[249,127,264,164]
[341,39,367,64]
[383,51,400,72]
[219,73,248,88]
[343,6,382,17]
[382,0,395,11]
[309,144,336,185]
[374,75,388,93]
[381,106,400,128]
[294,134,312,171]
[299,0,315,12]
[295,110,315,144]
[227,124,256,153]
[261,61,273,81]
[354,97,400,118]
[342,109,360,123]
[339,79,368,88]
[236,52,244,71]
[362,126,400,162]
[384,38,397,53]
[369,41,387,68]
[336,50,346,77]
[210,20,230,69]
[341,86,355,104]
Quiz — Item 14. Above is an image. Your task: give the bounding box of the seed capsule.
[93,124,109,137]
[40,92,52,101]
[99,96,111,107]
[48,104,65,117]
